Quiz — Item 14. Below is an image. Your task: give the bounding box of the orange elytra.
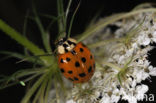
[57,38,95,83]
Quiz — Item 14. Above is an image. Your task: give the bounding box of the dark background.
[0,0,156,103]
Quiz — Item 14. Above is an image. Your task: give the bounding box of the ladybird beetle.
[57,38,95,83]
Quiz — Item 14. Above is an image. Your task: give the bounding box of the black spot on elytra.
[66,57,71,62]
[74,77,79,80]
[60,68,65,73]
[80,48,84,52]
[81,57,86,63]
[79,73,86,77]
[68,78,74,81]
[75,61,80,67]
[88,66,92,73]
[90,55,93,59]
[60,58,64,63]
[68,70,73,74]
[71,50,76,55]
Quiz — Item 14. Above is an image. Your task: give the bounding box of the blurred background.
[0,0,156,103]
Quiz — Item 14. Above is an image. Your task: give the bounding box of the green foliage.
[0,1,156,103]
[32,2,52,53]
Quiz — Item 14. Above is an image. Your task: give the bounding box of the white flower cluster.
[65,12,156,103]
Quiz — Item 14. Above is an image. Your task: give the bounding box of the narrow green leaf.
[0,19,45,55]
[59,0,66,30]
[46,15,63,32]
[23,10,30,56]
[65,0,72,18]
[0,51,25,58]
[21,74,47,103]
[44,75,52,103]
[57,0,66,39]
[32,75,48,103]
[11,67,47,79]
[117,73,122,85]
[39,76,49,103]
[0,51,42,64]
[0,19,53,65]
[67,2,80,38]
[88,38,123,48]
[32,3,52,53]
[0,73,41,90]
[39,13,57,20]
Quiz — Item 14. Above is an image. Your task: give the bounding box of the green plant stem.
[12,68,47,79]
[67,2,80,38]
[39,76,49,103]
[117,56,133,85]
[4,68,46,85]
[88,38,124,48]
[65,0,72,18]
[44,72,53,103]
[1,68,46,85]
[88,17,144,49]
[32,5,52,53]
[0,73,41,90]
[102,61,121,71]
[23,10,29,55]
[0,19,44,55]
[32,75,48,103]
[21,73,47,103]
[0,19,53,65]
[0,51,43,64]
[57,0,66,39]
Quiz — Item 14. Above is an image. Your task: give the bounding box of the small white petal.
[138,59,144,65]
[100,95,111,103]
[134,69,149,83]
[149,66,156,76]
[118,55,125,64]
[131,79,137,88]
[110,95,120,103]
[132,43,138,50]
[142,37,151,46]
[128,96,137,103]
[152,31,156,37]
[122,95,137,103]
[136,85,148,100]
[125,48,134,57]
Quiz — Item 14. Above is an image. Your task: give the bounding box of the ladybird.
[57,38,95,83]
